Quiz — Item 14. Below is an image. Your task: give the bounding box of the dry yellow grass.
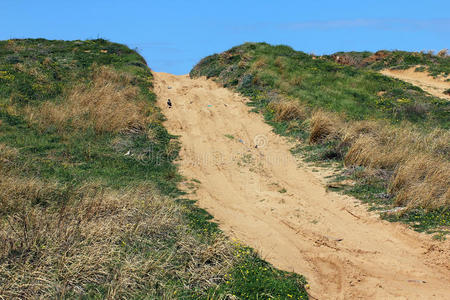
[0,175,237,298]
[390,155,450,209]
[345,125,450,169]
[268,100,306,122]
[289,76,303,86]
[5,39,25,52]
[0,144,18,176]
[341,122,450,209]
[344,134,408,169]
[340,120,382,146]
[302,109,449,209]
[26,66,152,134]
[274,57,288,71]
[253,57,268,69]
[423,128,450,156]
[308,110,342,144]
[0,175,61,216]
[0,143,18,162]
[13,63,49,82]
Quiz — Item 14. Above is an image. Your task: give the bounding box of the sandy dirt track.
[380,67,450,100]
[153,72,450,299]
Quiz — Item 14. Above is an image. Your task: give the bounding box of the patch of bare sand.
[154,72,450,299]
[381,66,450,100]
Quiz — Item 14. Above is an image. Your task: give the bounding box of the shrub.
[437,49,448,58]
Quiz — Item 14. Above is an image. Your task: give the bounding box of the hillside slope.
[0,39,307,299]
[190,43,449,234]
[191,43,449,127]
[154,72,450,299]
[326,49,450,100]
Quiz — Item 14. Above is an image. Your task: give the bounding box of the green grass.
[0,39,308,299]
[212,248,308,299]
[384,208,450,235]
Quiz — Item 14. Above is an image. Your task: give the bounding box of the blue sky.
[1,0,449,74]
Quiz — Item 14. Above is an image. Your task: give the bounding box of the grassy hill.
[191,42,449,236]
[0,39,308,299]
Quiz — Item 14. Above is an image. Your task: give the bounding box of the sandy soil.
[153,72,450,299]
[380,67,450,100]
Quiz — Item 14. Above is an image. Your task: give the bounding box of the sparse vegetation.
[326,49,450,77]
[0,39,308,299]
[190,42,449,233]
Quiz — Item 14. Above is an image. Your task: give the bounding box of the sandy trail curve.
[380,67,450,100]
[153,72,450,299]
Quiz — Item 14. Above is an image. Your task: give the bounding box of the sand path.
[380,67,450,100]
[154,72,450,299]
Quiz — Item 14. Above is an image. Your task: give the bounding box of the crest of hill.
[326,49,450,77]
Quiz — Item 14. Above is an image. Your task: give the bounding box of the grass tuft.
[268,99,306,122]
[390,155,449,209]
[309,110,342,144]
